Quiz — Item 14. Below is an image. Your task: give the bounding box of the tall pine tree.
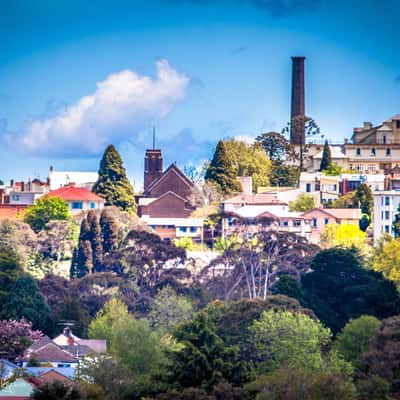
[319,140,332,171]
[86,211,103,272]
[100,209,119,254]
[205,140,242,194]
[93,145,137,213]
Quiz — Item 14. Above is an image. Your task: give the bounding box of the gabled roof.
[301,208,361,220]
[223,193,286,206]
[23,343,77,363]
[48,186,104,202]
[29,336,52,352]
[144,163,193,194]
[385,114,400,123]
[25,367,76,379]
[75,339,107,353]
[37,369,75,385]
[143,190,189,206]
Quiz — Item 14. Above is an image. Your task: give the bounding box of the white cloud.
[4,60,189,157]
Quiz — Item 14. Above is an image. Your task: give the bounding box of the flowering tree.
[0,319,42,360]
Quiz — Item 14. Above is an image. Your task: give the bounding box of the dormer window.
[370,148,376,156]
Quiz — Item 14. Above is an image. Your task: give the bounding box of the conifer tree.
[205,140,242,193]
[100,209,119,254]
[76,240,93,277]
[93,145,137,213]
[320,140,332,171]
[86,211,103,272]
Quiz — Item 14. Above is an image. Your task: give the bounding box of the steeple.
[144,128,163,192]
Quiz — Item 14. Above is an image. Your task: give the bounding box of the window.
[385,225,390,233]
[315,183,320,191]
[282,220,289,227]
[381,211,384,219]
[349,164,353,170]
[179,227,187,233]
[90,202,95,209]
[167,225,174,229]
[11,194,20,201]
[386,148,391,156]
[368,164,376,173]
[293,220,301,227]
[324,218,329,225]
[312,218,317,228]
[306,183,311,192]
[57,363,71,368]
[385,196,390,206]
[383,135,387,144]
[190,227,198,233]
[370,148,376,156]
[149,225,156,230]
[385,211,390,220]
[71,201,83,209]
[397,120,400,129]
[356,148,361,156]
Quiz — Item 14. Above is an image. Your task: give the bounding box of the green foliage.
[359,213,370,232]
[30,381,81,400]
[1,276,52,332]
[93,144,137,213]
[319,223,370,257]
[250,310,332,373]
[333,315,381,367]
[100,209,118,254]
[86,211,103,272]
[167,312,250,389]
[301,248,400,334]
[148,286,194,332]
[328,191,358,209]
[172,237,194,251]
[223,139,272,192]
[359,316,400,398]
[246,368,357,400]
[0,247,24,305]
[372,237,400,285]
[288,193,316,212]
[204,140,242,194]
[24,196,69,233]
[323,161,347,175]
[355,183,373,216]
[271,275,305,304]
[356,375,393,400]
[88,298,129,345]
[393,202,400,238]
[320,140,332,171]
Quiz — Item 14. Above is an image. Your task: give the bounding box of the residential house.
[25,367,76,381]
[47,185,105,214]
[0,378,34,400]
[53,327,107,354]
[221,193,286,214]
[301,208,362,243]
[0,360,19,381]
[48,167,98,191]
[0,205,27,221]
[373,191,400,243]
[141,217,204,243]
[36,369,75,386]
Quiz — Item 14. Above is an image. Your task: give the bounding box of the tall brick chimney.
[290,56,306,145]
[144,149,163,192]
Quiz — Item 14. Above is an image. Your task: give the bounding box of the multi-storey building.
[373,191,400,243]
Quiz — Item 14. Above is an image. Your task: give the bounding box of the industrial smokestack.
[290,56,306,145]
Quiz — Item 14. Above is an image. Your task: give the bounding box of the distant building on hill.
[373,191,400,243]
[48,166,98,191]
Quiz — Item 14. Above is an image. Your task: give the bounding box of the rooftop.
[48,185,104,202]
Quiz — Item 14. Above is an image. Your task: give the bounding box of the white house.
[373,191,400,243]
[48,167,98,190]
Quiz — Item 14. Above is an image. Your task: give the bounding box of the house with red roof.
[47,185,104,214]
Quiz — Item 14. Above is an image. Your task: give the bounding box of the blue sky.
[1,0,400,189]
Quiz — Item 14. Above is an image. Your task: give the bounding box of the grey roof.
[29,335,52,352]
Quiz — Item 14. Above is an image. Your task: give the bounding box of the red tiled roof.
[48,186,104,202]
[24,343,77,363]
[0,205,27,220]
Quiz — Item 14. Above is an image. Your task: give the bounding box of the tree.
[148,286,194,332]
[93,144,137,213]
[0,247,24,306]
[271,275,306,304]
[100,209,118,254]
[24,196,69,233]
[288,193,316,212]
[86,211,103,272]
[333,315,381,367]
[1,276,52,332]
[320,140,332,171]
[88,298,129,345]
[76,240,93,278]
[250,310,332,373]
[205,231,318,301]
[301,248,400,334]
[255,132,298,187]
[167,312,249,389]
[0,319,42,360]
[223,139,272,192]
[246,368,357,400]
[372,237,400,285]
[355,183,373,217]
[30,381,81,400]
[204,141,242,194]
[319,223,370,257]
[328,191,358,209]
[359,316,400,398]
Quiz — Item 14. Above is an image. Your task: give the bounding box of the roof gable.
[25,343,77,363]
[145,163,193,195]
[48,186,104,202]
[0,379,33,396]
